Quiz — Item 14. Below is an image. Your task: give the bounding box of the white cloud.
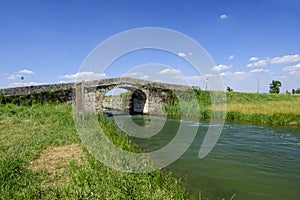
[124,72,145,78]
[59,71,105,80]
[178,52,186,57]
[282,63,300,71]
[158,68,180,74]
[220,71,233,76]
[7,74,20,80]
[228,54,234,60]
[249,57,260,61]
[234,71,246,75]
[212,64,231,71]
[202,74,217,79]
[289,71,297,75]
[278,76,287,79]
[250,68,270,73]
[220,14,228,19]
[221,71,246,76]
[247,54,300,68]
[59,80,73,84]
[271,54,300,64]
[140,75,149,79]
[19,69,34,74]
[6,69,34,80]
[183,75,202,81]
[247,59,267,67]
[9,82,44,87]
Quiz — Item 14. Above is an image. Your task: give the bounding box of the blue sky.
[0,0,300,93]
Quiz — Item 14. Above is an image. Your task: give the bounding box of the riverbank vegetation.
[0,103,190,199]
[164,90,300,126]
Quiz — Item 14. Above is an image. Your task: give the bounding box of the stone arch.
[95,83,149,115]
[76,77,197,116]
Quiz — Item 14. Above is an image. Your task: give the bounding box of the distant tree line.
[225,80,299,94]
[291,88,300,94]
[269,80,300,94]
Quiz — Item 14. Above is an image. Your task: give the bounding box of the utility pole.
[205,78,208,91]
[21,76,24,87]
[256,79,259,93]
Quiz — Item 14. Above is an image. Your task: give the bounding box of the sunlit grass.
[164,90,300,126]
[224,100,300,115]
[0,103,190,199]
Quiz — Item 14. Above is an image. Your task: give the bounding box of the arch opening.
[130,89,147,115]
[102,87,148,115]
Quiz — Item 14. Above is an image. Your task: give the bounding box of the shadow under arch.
[129,89,147,115]
[102,85,148,115]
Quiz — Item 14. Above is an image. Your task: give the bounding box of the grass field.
[0,103,190,199]
[224,92,300,126]
[164,90,300,126]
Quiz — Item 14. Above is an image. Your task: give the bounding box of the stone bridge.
[76,77,197,115]
[0,77,199,115]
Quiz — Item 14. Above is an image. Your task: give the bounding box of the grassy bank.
[164,90,300,126]
[0,103,190,199]
[224,92,300,126]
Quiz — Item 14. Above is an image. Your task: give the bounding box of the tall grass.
[163,90,300,126]
[0,103,191,199]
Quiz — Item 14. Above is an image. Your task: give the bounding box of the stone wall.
[0,83,75,105]
[102,96,126,111]
[0,83,74,96]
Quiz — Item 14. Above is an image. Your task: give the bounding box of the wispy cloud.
[271,54,300,64]
[202,74,217,79]
[7,74,20,80]
[177,52,186,57]
[249,57,260,61]
[220,71,247,76]
[220,71,232,76]
[234,71,246,75]
[247,54,300,68]
[9,81,45,87]
[140,75,149,79]
[289,71,298,75]
[6,69,34,80]
[282,63,300,71]
[158,68,180,74]
[19,69,34,74]
[250,68,270,73]
[247,59,267,67]
[219,14,228,19]
[212,64,231,71]
[228,54,234,60]
[124,72,142,77]
[59,71,105,80]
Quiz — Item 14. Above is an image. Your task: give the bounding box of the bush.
[0,92,3,104]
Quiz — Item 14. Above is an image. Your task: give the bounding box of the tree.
[296,88,300,94]
[292,89,295,94]
[226,87,233,92]
[269,80,281,94]
[0,92,3,104]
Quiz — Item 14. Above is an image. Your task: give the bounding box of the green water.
[125,115,300,200]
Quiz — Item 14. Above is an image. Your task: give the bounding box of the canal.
[113,114,300,199]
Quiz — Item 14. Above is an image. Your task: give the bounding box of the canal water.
[115,114,300,200]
